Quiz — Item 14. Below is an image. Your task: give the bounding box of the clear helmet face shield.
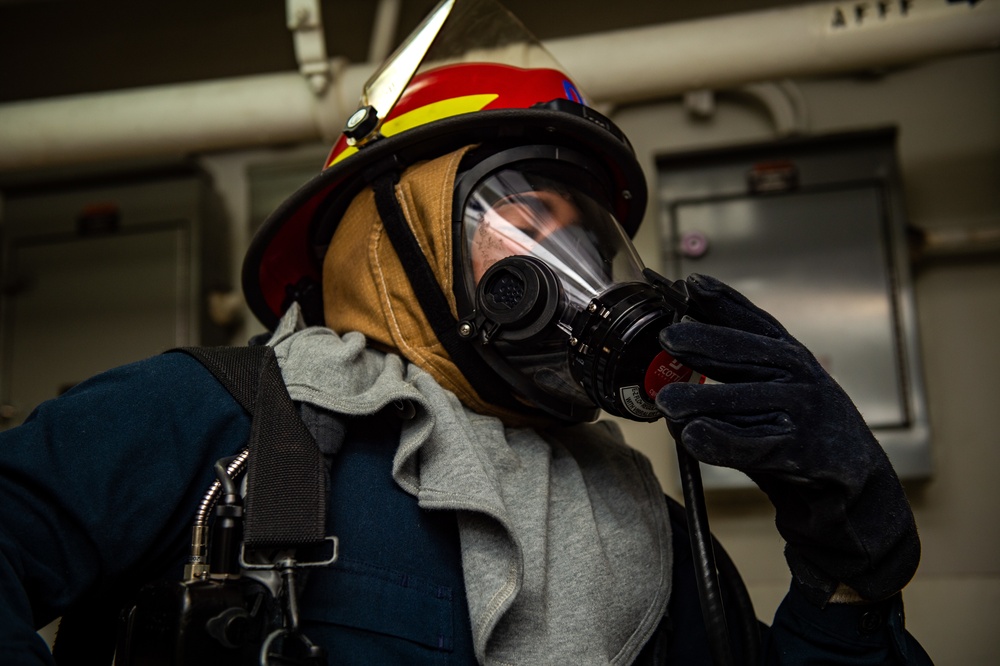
[454,149,703,421]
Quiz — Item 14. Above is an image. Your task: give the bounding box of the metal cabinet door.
[673,185,907,429]
[1,176,201,430]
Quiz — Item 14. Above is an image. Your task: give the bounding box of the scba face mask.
[454,146,705,422]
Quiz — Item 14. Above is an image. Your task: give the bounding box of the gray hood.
[269,305,673,664]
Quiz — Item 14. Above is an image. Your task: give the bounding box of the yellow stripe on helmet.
[327,94,500,168]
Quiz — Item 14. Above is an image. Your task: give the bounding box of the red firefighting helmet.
[242,61,647,330]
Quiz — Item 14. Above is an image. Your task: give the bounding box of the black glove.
[656,274,920,606]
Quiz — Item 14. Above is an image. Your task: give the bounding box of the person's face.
[469,190,582,283]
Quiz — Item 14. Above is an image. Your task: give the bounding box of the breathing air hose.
[672,421,762,665]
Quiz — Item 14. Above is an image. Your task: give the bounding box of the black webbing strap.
[180,345,327,548]
[370,172,525,412]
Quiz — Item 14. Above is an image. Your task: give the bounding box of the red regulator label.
[643,350,704,399]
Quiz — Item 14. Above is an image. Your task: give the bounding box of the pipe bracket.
[287,0,332,96]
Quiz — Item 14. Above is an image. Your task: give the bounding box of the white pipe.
[0,66,372,172]
[549,0,1000,102]
[0,0,997,172]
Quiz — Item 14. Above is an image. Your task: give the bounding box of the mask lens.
[462,169,646,314]
[457,167,655,414]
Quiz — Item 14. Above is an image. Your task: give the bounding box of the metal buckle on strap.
[238,536,338,665]
[239,535,339,571]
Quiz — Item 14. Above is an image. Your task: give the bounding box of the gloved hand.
[656,273,920,606]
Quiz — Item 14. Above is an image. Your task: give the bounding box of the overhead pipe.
[547,0,1000,104]
[0,0,997,173]
[0,66,372,173]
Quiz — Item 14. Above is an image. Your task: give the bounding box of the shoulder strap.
[181,345,271,412]
[179,345,327,549]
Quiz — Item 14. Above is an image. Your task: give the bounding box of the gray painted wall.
[615,49,1000,663]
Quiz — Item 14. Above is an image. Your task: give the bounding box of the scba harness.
[55,346,338,666]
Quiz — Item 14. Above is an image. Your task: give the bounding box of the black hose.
[674,434,736,666]
[209,454,245,575]
[214,454,241,496]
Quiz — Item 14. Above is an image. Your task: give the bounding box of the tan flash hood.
[323,147,555,426]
